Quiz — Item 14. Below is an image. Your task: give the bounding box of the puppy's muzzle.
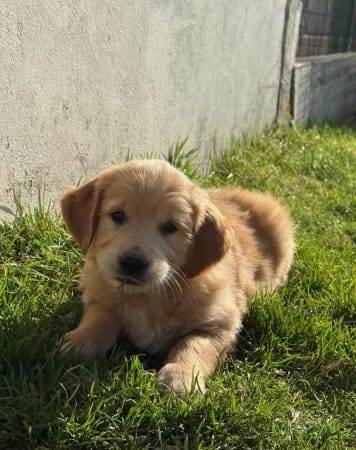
[118,251,149,285]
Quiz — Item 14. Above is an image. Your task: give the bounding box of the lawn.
[0,125,355,449]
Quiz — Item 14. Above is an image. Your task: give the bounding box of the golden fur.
[61,160,295,393]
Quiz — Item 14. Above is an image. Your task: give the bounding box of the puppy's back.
[209,188,295,289]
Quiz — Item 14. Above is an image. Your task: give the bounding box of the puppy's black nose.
[119,253,149,277]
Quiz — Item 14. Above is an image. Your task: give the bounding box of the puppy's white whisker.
[177,269,190,292]
[166,269,184,305]
[162,280,169,306]
[170,263,190,295]
[155,278,164,305]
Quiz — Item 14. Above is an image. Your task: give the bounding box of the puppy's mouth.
[116,276,143,286]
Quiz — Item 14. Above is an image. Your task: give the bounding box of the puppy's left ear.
[61,180,102,253]
[183,200,231,278]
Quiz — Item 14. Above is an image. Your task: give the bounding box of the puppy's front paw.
[60,329,100,358]
[157,363,206,395]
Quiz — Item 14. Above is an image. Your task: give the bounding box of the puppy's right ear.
[61,180,102,252]
[182,199,231,279]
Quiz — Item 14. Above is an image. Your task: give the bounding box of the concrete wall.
[0,0,301,218]
[293,53,356,125]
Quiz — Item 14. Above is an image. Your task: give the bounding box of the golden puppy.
[61,160,294,393]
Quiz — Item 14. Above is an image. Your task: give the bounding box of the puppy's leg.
[158,330,235,394]
[61,305,121,357]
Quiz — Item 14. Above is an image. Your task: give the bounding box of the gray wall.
[293,53,356,125]
[0,0,301,218]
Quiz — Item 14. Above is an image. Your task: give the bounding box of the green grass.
[1,125,355,449]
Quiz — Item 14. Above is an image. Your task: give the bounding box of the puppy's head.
[61,160,231,294]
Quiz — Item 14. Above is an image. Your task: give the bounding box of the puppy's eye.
[111,210,126,225]
[160,221,178,235]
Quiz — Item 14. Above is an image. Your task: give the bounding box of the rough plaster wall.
[0,0,300,217]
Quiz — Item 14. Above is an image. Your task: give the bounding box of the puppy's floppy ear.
[61,180,102,252]
[183,199,231,278]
